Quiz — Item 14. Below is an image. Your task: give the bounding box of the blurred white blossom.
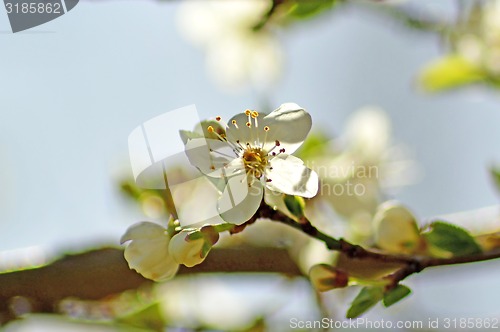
[304,107,418,242]
[455,1,500,75]
[176,0,282,91]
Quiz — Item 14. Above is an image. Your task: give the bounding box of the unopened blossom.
[121,221,218,281]
[120,222,179,281]
[183,103,318,225]
[169,226,219,268]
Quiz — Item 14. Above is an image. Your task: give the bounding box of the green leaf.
[213,223,236,233]
[296,131,330,160]
[383,284,411,307]
[287,0,338,20]
[346,287,384,318]
[423,221,482,256]
[116,302,166,332]
[491,167,500,193]
[284,195,305,218]
[419,55,485,92]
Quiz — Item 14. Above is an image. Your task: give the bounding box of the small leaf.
[287,0,338,20]
[346,287,383,318]
[422,221,482,256]
[491,167,500,193]
[383,284,412,307]
[295,131,330,160]
[284,195,305,218]
[117,302,166,332]
[213,223,235,233]
[419,55,485,92]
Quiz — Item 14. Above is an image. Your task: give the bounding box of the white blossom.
[183,103,318,225]
[121,222,218,280]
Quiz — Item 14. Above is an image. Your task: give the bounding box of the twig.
[257,202,500,287]
[0,246,302,324]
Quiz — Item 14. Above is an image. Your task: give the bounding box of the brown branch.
[0,246,301,325]
[257,202,500,287]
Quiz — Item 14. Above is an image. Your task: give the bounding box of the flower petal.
[121,222,179,281]
[261,103,312,154]
[185,138,240,177]
[265,154,318,198]
[218,174,263,225]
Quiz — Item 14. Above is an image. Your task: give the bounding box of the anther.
[275,140,280,146]
[246,122,251,128]
[266,179,272,182]
[245,109,251,116]
[207,126,214,133]
[251,111,259,118]
[215,116,221,121]
[264,126,270,131]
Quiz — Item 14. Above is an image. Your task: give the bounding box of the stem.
[257,203,500,286]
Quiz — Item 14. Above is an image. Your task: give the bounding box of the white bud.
[169,227,219,268]
[120,222,179,281]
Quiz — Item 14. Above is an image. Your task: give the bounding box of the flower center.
[242,146,268,179]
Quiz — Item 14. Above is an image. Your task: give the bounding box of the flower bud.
[168,226,219,268]
[373,201,421,254]
[309,264,349,292]
[120,222,179,281]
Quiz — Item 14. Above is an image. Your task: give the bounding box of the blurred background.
[1,0,500,330]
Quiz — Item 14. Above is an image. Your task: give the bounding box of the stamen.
[267,139,281,154]
[211,149,236,159]
[207,124,231,144]
[232,119,239,129]
[261,126,270,149]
